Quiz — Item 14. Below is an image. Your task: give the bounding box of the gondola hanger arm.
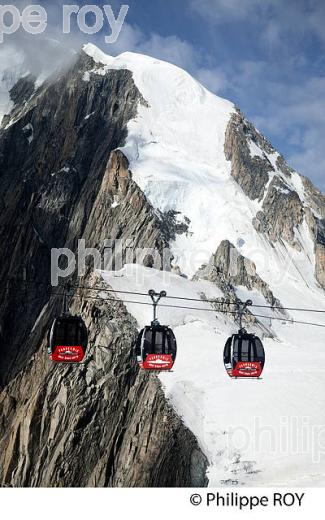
[62,280,73,316]
[237,299,253,333]
[148,289,167,325]
[148,289,167,305]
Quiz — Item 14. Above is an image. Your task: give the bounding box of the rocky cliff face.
[194,239,286,336]
[0,50,208,486]
[195,240,282,307]
[253,176,304,250]
[225,110,325,286]
[0,280,207,487]
[224,111,274,202]
[0,44,324,488]
[302,177,325,289]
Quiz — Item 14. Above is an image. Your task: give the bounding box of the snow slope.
[99,265,325,486]
[83,43,241,276]
[83,44,325,485]
[82,45,322,315]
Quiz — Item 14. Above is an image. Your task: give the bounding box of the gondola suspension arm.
[148,289,167,326]
[62,281,72,316]
[237,299,253,333]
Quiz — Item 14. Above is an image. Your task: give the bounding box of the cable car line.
[6,282,325,328]
[252,313,325,329]
[4,278,325,377]
[247,304,325,313]
[7,277,325,321]
[44,290,325,329]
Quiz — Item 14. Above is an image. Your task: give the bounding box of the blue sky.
[8,1,325,190]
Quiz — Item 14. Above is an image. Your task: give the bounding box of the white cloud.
[289,127,325,188]
[308,1,325,43]
[140,34,199,72]
[102,22,144,55]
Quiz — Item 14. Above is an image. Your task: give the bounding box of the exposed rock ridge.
[194,239,287,335]
[224,110,275,202]
[253,176,304,250]
[225,110,325,288]
[301,177,325,289]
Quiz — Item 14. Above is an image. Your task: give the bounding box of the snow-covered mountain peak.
[82,44,238,274]
[82,42,235,127]
[82,43,324,303]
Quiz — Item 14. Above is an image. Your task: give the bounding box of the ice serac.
[0,48,208,486]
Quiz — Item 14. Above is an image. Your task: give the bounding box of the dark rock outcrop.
[302,177,325,289]
[0,50,152,385]
[195,240,281,307]
[253,176,304,249]
[224,111,274,202]
[225,110,325,287]
[194,240,286,334]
